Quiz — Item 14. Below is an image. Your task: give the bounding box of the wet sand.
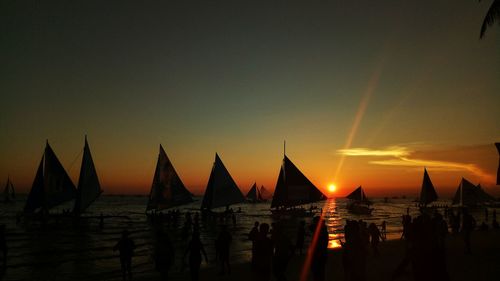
[127,229,500,281]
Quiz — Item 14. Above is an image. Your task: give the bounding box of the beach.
[135,229,500,281]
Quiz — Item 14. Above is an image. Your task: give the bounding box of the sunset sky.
[1,0,499,198]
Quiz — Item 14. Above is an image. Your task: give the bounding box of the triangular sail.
[201,153,244,210]
[419,169,438,205]
[246,183,258,201]
[74,137,103,214]
[3,178,11,202]
[476,184,495,202]
[270,156,326,208]
[24,142,77,213]
[10,180,15,200]
[452,178,484,206]
[147,145,193,211]
[496,143,500,185]
[258,185,267,201]
[346,186,372,204]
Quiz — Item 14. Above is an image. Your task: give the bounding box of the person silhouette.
[381,220,387,240]
[0,225,6,274]
[249,221,260,269]
[311,216,328,281]
[295,221,306,255]
[368,223,383,256]
[462,208,476,254]
[184,231,208,281]
[215,225,232,274]
[272,223,294,281]
[254,223,273,281]
[113,230,135,281]
[153,228,175,280]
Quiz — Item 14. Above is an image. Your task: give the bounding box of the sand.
[120,229,500,281]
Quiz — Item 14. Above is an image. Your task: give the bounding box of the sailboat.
[451,178,494,208]
[246,182,259,203]
[270,155,326,217]
[73,136,103,215]
[496,143,500,185]
[146,145,193,212]
[24,141,77,214]
[418,168,438,211]
[201,153,245,211]
[3,177,15,203]
[346,186,373,215]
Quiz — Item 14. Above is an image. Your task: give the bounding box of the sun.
[328,183,337,193]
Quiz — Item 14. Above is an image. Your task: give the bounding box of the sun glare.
[328,183,336,193]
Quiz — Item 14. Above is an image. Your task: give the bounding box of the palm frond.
[480,0,500,38]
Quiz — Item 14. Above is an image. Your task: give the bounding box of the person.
[310,216,328,281]
[249,221,260,269]
[272,223,294,281]
[368,223,383,256]
[462,208,476,254]
[295,221,306,255]
[215,225,232,274]
[0,225,6,274]
[492,218,499,229]
[342,220,367,281]
[254,223,273,281]
[185,231,208,281]
[153,229,175,280]
[113,230,135,281]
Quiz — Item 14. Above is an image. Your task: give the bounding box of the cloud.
[337,145,495,184]
[338,146,411,157]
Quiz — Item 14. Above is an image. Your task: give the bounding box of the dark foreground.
[116,230,500,281]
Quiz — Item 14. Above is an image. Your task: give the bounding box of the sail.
[24,142,77,213]
[496,143,500,185]
[419,169,438,205]
[346,186,372,204]
[3,178,11,202]
[476,184,495,202]
[246,183,258,201]
[452,178,483,206]
[10,180,15,199]
[270,156,326,208]
[258,185,267,201]
[201,153,244,210]
[146,145,193,211]
[74,137,103,214]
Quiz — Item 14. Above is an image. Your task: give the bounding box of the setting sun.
[328,183,337,193]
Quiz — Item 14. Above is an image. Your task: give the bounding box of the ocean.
[0,196,493,281]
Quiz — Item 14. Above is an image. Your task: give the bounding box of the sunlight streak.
[333,65,384,182]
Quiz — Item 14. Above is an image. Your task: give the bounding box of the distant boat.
[201,153,244,210]
[146,145,193,211]
[418,168,438,208]
[451,178,494,208]
[270,155,326,216]
[246,182,259,203]
[496,143,500,185]
[24,141,77,213]
[3,176,15,203]
[346,186,373,215]
[73,136,103,215]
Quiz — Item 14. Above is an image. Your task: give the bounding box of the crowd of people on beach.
[1,205,499,281]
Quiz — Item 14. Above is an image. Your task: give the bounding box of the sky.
[1,0,499,198]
